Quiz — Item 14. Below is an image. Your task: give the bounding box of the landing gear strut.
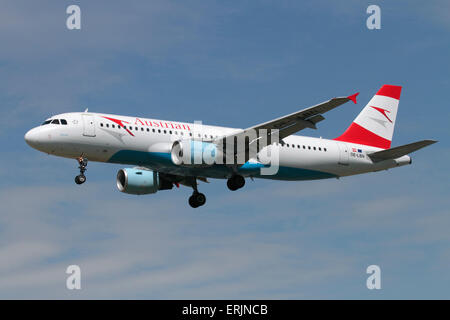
[188,178,206,208]
[75,156,88,185]
[227,174,245,191]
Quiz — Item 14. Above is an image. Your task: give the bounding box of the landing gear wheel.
[189,192,206,208]
[227,175,245,191]
[227,179,238,191]
[188,177,206,208]
[189,195,198,208]
[195,193,206,206]
[75,175,86,185]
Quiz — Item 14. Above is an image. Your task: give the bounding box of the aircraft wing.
[221,92,359,143]
[215,92,359,163]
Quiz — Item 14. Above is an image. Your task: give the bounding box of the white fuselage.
[24,112,411,181]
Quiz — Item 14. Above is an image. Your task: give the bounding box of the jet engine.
[171,140,220,166]
[116,168,173,195]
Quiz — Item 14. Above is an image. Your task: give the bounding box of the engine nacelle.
[171,140,220,166]
[116,168,172,195]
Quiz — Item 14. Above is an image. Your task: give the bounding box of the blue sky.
[0,0,449,298]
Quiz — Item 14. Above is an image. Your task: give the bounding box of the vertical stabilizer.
[334,85,402,149]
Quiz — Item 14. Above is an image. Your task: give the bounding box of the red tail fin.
[334,85,402,149]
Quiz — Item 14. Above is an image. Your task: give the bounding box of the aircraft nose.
[24,128,41,148]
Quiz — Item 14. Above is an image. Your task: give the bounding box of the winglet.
[347,92,359,104]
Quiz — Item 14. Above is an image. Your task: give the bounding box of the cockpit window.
[42,120,51,125]
[60,119,67,125]
[51,119,60,124]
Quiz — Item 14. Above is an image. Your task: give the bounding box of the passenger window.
[112,125,115,128]
[313,147,316,150]
[135,127,138,131]
[106,124,109,128]
[324,148,327,152]
[158,129,161,133]
[169,130,172,134]
[61,119,68,125]
[100,123,103,127]
[308,146,311,150]
[164,130,167,134]
[147,128,149,132]
[129,126,132,130]
[51,119,60,124]
[141,128,144,131]
[319,147,322,151]
[152,129,155,133]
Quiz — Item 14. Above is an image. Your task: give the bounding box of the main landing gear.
[227,174,245,191]
[188,178,206,208]
[75,156,88,185]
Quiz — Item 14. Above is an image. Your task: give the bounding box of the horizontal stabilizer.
[368,140,437,163]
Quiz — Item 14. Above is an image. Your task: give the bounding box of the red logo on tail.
[371,106,392,123]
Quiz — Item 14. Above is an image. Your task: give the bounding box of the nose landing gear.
[75,156,88,185]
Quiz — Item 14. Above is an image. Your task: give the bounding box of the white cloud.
[0,163,448,299]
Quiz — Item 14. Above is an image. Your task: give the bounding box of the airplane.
[24,84,436,208]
